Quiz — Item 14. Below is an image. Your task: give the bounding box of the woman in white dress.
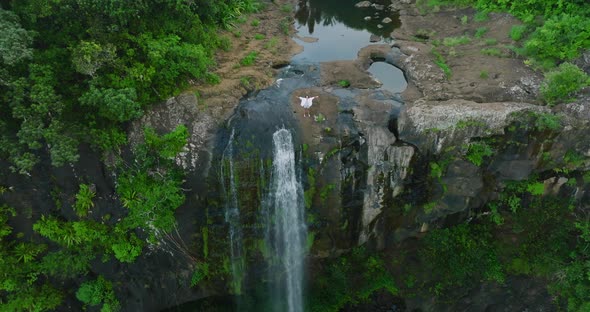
[298,95,318,117]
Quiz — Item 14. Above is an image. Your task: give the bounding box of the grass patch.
[479,70,489,79]
[432,49,452,79]
[280,4,293,12]
[254,33,265,40]
[250,19,260,27]
[442,36,471,47]
[240,51,258,66]
[460,15,468,25]
[483,38,498,46]
[474,27,488,38]
[481,48,503,57]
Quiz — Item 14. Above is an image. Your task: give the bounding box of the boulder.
[355,1,372,8]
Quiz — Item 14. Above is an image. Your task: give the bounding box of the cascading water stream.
[221,129,245,296]
[266,128,307,312]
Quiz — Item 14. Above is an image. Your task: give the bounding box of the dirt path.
[188,0,302,118]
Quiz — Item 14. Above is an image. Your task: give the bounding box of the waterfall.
[266,128,307,312]
[221,129,244,296]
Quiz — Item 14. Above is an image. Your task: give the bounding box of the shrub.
[76,276,120,312]
[540,62,590,105]
[74,184,95,218]
[465,141,493,166]
[421,224,503,294]
[509,25,527,41]
[523,13,590,68]
[474,27,488,38]
[532,112,562,131]
[338,80,350,88]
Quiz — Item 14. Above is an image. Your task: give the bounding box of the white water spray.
[266,128,307,312]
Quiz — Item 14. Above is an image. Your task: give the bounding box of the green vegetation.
[465,141,493,166]
[432,49,452,78]
[0,0,260,174]
[240,51,259,66]
[479,70,489,79]
[251,19,260,26]
[540,62,590,105]
[308,247,397,312]
[74,184,95,218]
[443,36,471,47]
[474,27,488,38]
[254,33,265,40]
[421,224,503,295]
[338,80,351,88]
[480,47,503,57]
[509,25,527,41]
[76,276,120,312]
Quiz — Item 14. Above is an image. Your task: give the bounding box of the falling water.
[266,128,307,312]
[221,129,244,296]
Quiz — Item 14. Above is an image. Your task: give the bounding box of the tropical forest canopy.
[0,1,259,311]
[0,0,258,174]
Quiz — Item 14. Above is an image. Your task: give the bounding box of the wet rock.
[370,34,381,42]
[382,17,393,24]
[372,4,385,10]
[573,49,590,74]
[129,92,215,171]
[355,1,372,8]
[398,98,548,154]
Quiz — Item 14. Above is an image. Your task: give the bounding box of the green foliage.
[474,27,487,38]
[117,126,187,242]
[338,80,351,88]
[525,182,544,196]
[76,276,120,312]
[479,70,488,79]
[432,49,452,78]
[509,25,527,41]
[523,14,590,68]
[240,51,258,66]
[254,33,265,40]
[251,19,260,26]
[473,10,489,22]
[532,112,562,131]
[442,36,471,47]
[0,8,34,66]
[191,262,210,287]
[74,184,95,218]
[465,141,493,166]
[308,248,397,312]
[421,224,503,295]
[480,47,503,57]
[80,87,142,123]
[71,41,116,77]
[540,62,590,106]
[460,15,468,25]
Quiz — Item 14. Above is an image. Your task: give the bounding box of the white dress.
[299,97,311,108]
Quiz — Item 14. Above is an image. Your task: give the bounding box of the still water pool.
[292,0,400,62]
